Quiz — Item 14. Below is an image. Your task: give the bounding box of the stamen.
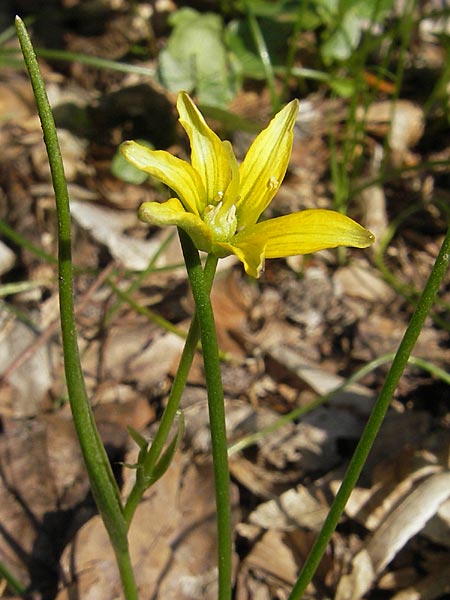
[203,202,237,242]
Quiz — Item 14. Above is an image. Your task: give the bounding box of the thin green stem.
[245,0,280,113]
[15,17,138,600]
[179,231,232,600]
[289,225,450,599]
[6,45,156,77]
[123,253,219,526]
[228,351,450,456]
[108,279,188,339]
[0,217,57,264]
[105,231,176,324]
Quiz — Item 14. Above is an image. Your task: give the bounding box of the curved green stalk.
[289,224,450,599]
[123,253,218,526]
[15,17,137,599]
[179,231,232,600]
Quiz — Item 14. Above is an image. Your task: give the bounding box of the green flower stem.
[123,253,218,527]
[15,17,138,600]
[179,230,232,600]
[289,224,450,600]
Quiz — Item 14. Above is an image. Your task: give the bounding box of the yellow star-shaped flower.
[121,92,374,277]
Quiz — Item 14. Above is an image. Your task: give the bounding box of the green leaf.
[150,411,185,486]
[316,0,395,64]
[127,426,148,451]
[158,7,239,107]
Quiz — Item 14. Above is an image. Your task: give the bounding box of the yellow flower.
[121,92,374,277]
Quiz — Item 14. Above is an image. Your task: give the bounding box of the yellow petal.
[234,209,375,258]
[121,141,204,216]
[139,198,213,252]
[214,238,267,279]
[220,140,240,213]
[236,99,299,229]
[177,92,234,206]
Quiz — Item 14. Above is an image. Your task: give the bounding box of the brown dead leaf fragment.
[336,470,450,600]
[0,307,52,418]
[58,450,240,599]
[360,100,424,167]
[248,485,328,532]
[0,416,89,595]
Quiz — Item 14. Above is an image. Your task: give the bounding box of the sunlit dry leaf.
[0,241,15,276]
[355,184,388,252]
[422,497,450,548]
[31,128,87,181]
[361,100,424,166]
[337,448,441,530]
[70,200,181,270]
[266,345,376,416]
[248,485,328,532]
[334,260,394,302]
[242,529,299,588]
[127,331,186,390]
[0,310,52,417]
[336,470,450,600]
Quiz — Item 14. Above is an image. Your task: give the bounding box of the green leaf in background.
[112,140,154,184]
[157,8,239,107]
[233,0,303,19]
[316,0,394,64]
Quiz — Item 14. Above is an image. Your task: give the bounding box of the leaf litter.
[0,2,449,598]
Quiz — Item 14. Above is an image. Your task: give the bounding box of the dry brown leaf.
[336,470,450,600]
[127,331,185,390]
[259,405,365,474]
[248,485,328,532]
[210,271,253,356]
[334,261,394,302]
[70,199,181,270]
[356,184,388,252]
[97,320,184,392]
[31,128,87,182]
[0,416,88,590]
[0,311,52,417]
[339,447,440,530]
[362,100,424,166]
[0,79,33,123]
[266,345,376,416]
[241,529,299,587]
[0,241,15,276]
[422,497,450,548]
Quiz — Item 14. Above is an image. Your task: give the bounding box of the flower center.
[203,201,238,242]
